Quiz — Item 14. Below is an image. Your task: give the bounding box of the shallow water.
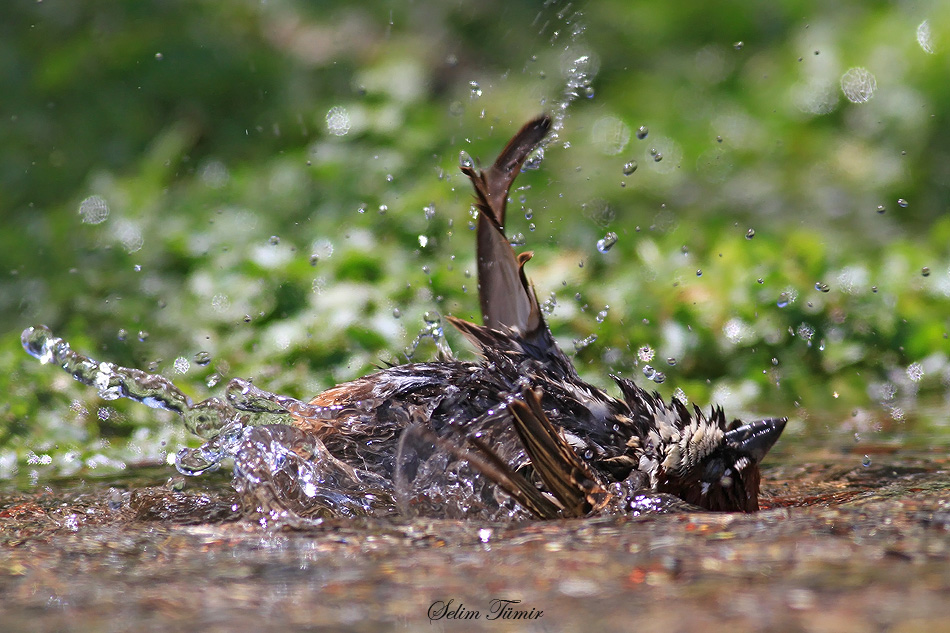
[1,448,947,632]
[10,319,950,630]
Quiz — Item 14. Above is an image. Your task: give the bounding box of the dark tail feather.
[508,389,611,518]
[460,115,551,335]
[464,115,552,227]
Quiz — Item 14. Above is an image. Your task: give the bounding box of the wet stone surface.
[1,452,948,632]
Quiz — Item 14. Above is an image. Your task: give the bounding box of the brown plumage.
[291,115,786,518]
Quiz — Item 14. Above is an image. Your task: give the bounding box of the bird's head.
[651,413,786,512]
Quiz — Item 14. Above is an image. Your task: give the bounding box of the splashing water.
[404,312,453,361]
[21,325,398,525]
[596,231,618,253]
[22,325,236,438]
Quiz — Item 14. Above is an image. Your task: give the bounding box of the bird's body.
[287,115,786,518]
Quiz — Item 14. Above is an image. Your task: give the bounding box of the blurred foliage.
[2,0,950,481]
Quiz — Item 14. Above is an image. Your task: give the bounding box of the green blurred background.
[2,0,949,481]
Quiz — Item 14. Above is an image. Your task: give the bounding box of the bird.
[21,115,785,520]
[288,114,786,518]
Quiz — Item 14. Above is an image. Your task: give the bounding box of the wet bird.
[291,115,786,518]
[21,115,785,520]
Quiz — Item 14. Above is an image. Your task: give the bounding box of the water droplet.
[469,80,482,99]
[523,146,544,171]
[636,126,648,140]
[326,106,351,136]
[840,67,876,104]
[173,356,190,374]
[269,235,280,246]
[79,195,110,225]
[423,203,436,220]
[871,286,878,293]
[459,151,474,170]
[772,357,779,366]
[392,308,401,318]
[917,19,935,55]
[733,41,744,50]
[757,278,764,284]
[155,52,163,61]
[596,232,618,253]
[595,307,609,323]
[642,365,656,379]
[509,232,526,247]
[862,455,872,467]
[638,345,655,362]
[696,269,702,277]
[797,323,815,342]
[573,334,597,352]
[583,85,595,99]
[622,160,638,176]
[137,331,149,342]
[815,282,830,293]
[897,198,908,208]
[667,357,677,366]
[653,152,663,162]
[746,228,755,240]
[117,329,128,342]
[922,267,931,277]
[418,235,429,248]
[876,204,886,214]
[194,351,212,367]
[907,362,924,382]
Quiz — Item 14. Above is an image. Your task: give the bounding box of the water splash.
[573,334,598,352]
[543,7,599,138]
[405,312,453,361]
[596,231,618,253]
[22,325,399,524]
[22,325,236,438]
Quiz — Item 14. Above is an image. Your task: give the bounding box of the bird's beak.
[724,417,787,464]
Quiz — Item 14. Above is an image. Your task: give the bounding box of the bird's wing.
[507,388,611,518]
